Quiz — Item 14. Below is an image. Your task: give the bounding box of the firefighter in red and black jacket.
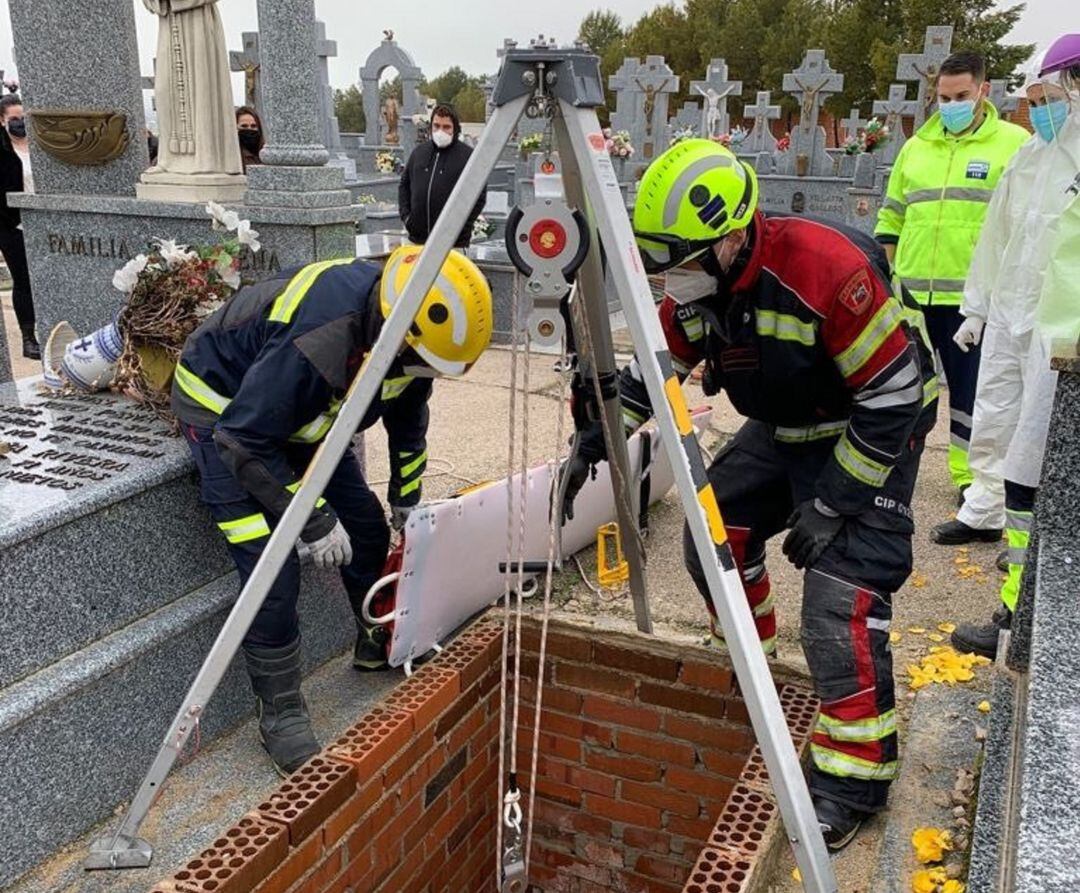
[562,140,938,849]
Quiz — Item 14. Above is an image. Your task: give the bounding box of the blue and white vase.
[60,321,122,391]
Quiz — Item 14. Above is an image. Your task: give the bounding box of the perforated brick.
[382,665,460,732]
[707,784,778,860]
[681,847,754,893]
[739,745,770,793]
[779,683,819,744]
[432,637,491,689]
[327,706,413,778]
[163,813,287,893]
[255,755,355,845]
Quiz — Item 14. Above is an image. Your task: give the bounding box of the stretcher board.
[385,407,713,668]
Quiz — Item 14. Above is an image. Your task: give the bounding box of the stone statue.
[383,96,400,146]
[699,88,721,138]
[138,0,245,201]
[635,79,669,138]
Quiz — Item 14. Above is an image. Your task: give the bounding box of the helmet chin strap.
[698,219,756,290]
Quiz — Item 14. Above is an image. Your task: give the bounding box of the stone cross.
[988,78,1019,118]
[872,83,919,166]
[229,31,262,115]
[782,50,843,174]
[896,25,954,127]
[669,101,701,140]
[628,55,679,162]
[314,19,340,151]
[690,58,742,139]
[744,90,781,154]
[841,108,866,140]
[608,57,643,134]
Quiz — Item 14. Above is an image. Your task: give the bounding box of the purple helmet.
[1040,33,1080,76]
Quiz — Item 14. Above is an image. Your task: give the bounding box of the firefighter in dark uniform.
[562,140,938,848]
[171,245,492,774]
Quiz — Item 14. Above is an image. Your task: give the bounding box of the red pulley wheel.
[528,219,567,260]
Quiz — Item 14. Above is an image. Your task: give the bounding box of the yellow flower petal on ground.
[912,827,953,863]
[908,627,927,634]
[912,867,948,893]
[890,631,903,644]
[941,881,966,893]
[928,633,945,643]
[792,867,802,882]
[911,573,928,589]
[938,622,957,634]
[954,555,969,565]
[978,700,991,714]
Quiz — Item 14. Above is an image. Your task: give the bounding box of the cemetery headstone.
[669,101,702,141]
[360,34,424,149]
[690,58,742,139]
[314,19,342,153]
[744,90,781,154]
[229,31,263,115]
[782,50,843,176]
[872,83,918,166]
[841,107,866,140]
[989,78,1020,118]
[896,25,954,127]
[610,55,679,176]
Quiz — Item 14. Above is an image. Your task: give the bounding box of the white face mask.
[432,129,453,149]
[665,268,717,305]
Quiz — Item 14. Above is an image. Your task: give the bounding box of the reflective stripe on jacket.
[875,102,1030,306]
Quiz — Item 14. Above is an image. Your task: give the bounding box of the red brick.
[556,663,637,699]
[383,728,435,789]
[635,853,687,883]
[666,813,719,842]
[535,730,583,763]
[585,750,661,782]
[622,780,700,818]
[534,775,583,807]
[725,697,751,724]
[592,642,681,681]
[255,756,355,845]
[434,679,483,739]
[293,845,345,893]
[665,765,735,801]
[663,715,752,752]
[326,708,413,780]
[679,659,734,693]
[251,831,321,893]
[534,798,613,838]
[567,765,617,798]
[384,666,461,734]
[321,781,382,849]
[446,700,486,754]
[518,678,583,715]
[582,694,662,732]
[521,625,593,662]
[167,814,288,893]
[621,873,685,893]
[585,793,662,829]
[700,747,749,779]
[616,730,696,767]
[623,826,672,855]
[637,682,726,720]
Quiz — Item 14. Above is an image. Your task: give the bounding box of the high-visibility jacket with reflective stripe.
[171,258,431,508]
[606,212,938,516]
[875,103,1029,306]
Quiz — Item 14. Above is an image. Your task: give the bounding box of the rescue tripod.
[86,41,838,893]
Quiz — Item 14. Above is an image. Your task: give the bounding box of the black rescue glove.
[559,452,596,524]
[782,499,845,570]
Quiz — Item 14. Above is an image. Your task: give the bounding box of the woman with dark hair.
[0,93,39,359]
[236,106,265,171]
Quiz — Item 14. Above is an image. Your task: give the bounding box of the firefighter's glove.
[782,499,844,570]
[303,519,354,569]
[953,315,984,353]
[389,504,412,532]
[559,454,596,524]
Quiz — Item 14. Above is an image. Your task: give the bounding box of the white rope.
[523,335,569,874]
[509,326,531,779]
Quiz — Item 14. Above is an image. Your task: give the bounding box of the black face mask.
[7,117,26,139]
[238,129,261,154]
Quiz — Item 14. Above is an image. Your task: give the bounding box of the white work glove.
[389,504,412,532]
[953,315,985,353]
[303,519,353,569]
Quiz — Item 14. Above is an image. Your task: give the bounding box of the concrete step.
[0,565,358,889]
[0,381,232,688]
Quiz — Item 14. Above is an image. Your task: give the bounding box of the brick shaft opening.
[151,616,816,893]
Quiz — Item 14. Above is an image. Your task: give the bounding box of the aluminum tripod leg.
[85,93,531,871]
[557,115,651,634]
[555,99,837,892]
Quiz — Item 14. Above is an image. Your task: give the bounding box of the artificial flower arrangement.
[43,202,261,421]
[471,215,496,242]
[518,132,544,157]
[713,125,748,150]
[775,132,792,152]
[603,128,635,158]
[374,151,403,174]
[671,125,698,144]
[842,117,891,155]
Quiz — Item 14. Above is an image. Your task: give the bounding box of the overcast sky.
[0,0,1063,98]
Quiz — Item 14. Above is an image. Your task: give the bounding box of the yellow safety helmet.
[380,245,493,376]
[633,139,758,274]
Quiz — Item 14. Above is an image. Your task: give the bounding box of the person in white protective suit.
[949,45,1080,658]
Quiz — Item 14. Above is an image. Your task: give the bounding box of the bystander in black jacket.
[398,106,485,249]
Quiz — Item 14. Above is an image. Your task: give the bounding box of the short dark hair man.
[398,104,486,249]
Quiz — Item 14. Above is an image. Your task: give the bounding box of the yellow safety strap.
[834,300,903,379]
[174,364,232,415]
[268,259,354,324]
[217,513,271,544]
[834,431,891,488]
[815,708,897,743]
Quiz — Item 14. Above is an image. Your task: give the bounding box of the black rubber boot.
[20,327,40,361]
[243,637,320,776]
[930,519,1002,545]
[951,607,1012,660]
[353,620,390,671]
[813,796,869,852]
[996,550,1009,574]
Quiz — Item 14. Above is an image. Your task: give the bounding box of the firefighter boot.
[951,607,1012,660]
[813,796,869,852]
[930,519,1002,545]
[353,619,390,671]
[243,637,320,776]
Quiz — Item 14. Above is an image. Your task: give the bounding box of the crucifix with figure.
[690,58,742,139]
[896,25,954,127]
[629,56,678,160]
[841,108,866,141]
[782,50,843,174]
[229,31,262,114]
